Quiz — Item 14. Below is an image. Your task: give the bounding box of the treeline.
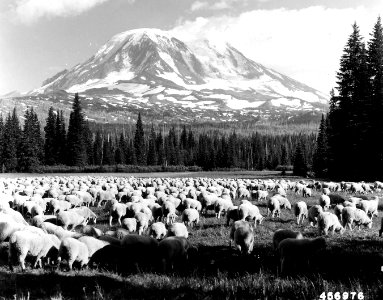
[0,93,316,173]
[313,17,383,180]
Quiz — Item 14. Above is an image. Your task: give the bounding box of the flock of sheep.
[0,176,381,276]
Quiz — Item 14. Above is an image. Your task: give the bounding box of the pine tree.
[0,115,4,171]
[147,125,158,165]
[3,109,21,172]
[93,131,103,165]
[115,133,126,165]
[19,108,44,172]
[102,135,114,165]
[293,141,308,177]
[83,121,94,165]
[66,93,87,166]
[134,113,146,165]
[156,130,165,166]
[313,114,328,177]
[44,107,57,165]
[54,111,67,165]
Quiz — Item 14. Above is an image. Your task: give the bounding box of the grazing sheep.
[31,204,44,217]
[294,201,308,225]
[257,190,268,202]
[49,199,71,214]
[1,208,28,225]
[158,236,191,272]
[229,220,254,255]
[121,218,137,233]
[329,194,347,205]
[272,229,303,251]
[226,206,240,226]
[308,205,323,226]
[183,198,202,212]
[181,208,200,227]
[322,188,330,195]
[302,187,312,198]
[70,207,97,224]
[275,195,292,210]
[108,202,128,226]
[57,237,89,271]
[167,223,188,239]
[162,201,176,225]
[267,197,281,218]
[278,237,326,275]
[8,231,60,271]
[0,221,45,242]
[334,204,344,222]
[214,197,233,219]
[342,207,372,231]
[149,222,167,240]
[56,211,88,231]
[31,215,57,227]
[134,212,149,235]
[77,236,109,258]
[39,222,82,240]
[319,195,331,210]
[238,203,263,224]
[198,192,219,215]
[96,190,116,207]
[318,212,344,235]
[73,225,102,238]
[358,196,379,218]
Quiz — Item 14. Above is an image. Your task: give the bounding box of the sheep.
[162,201,176,225]
[167,223,188,239]
[49,199,71,214]
[65,195,82,208]
[334,204,344,222]
[226,206,240,226]
[134,212,149,235]
[158,236,192,272]
[181,208,199,227]
[1,208,28,225]
[39,222,82,240]
[322,188,330,195]
[121,218,137,233]
[238,202,263,224]
[73,225,103,238]
[358,196,379,218]
[275,195,291,210]
[56,211,88,231]
[108,202,128,226]
[31,204,44,218]
[294,201,308,225]
[278,237,326,275]
[69,207,97,224]
[257,190,268,202]
[229,220,254,255]
[31,215,57,227]
[302,187,312,198]
[8,231,60,271]
[182,198,202,212]
[149,222,167,240]
[342,207,372,231]
[0,221,45,242]
[267,197,281,218]
[319,195,331,210]
[272,229,303,251]
[57,237,89,271]
[77,236,109,258]
[96,190,116,207]
[308,205,323,226]
[214,197,233,219]
[318,212,344,235]
[198,191,219,215]
[73,191,94,207]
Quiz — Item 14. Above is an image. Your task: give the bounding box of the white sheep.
[294,201,308,225]
[182,198,202,212]
[318,212,344,235]
[308,205,323,226]
[358,196,379,218]
[272,229,303,251]
[0,221,45,242]
[342,207,372,231]
[162,201,176,225]
[134,212,149,235]
[229,220,254,255]
[77,236,109,258]
[302,187,312,198]
[257,190,268,202]
[278,237,326,275]
[214,197,233,219]
[267,197,281,218]
[57,211,88,231]
[166,222,188,239]
[108,202,127,226]
[39,221,82,240]
[57,237,89,271]
[149,222,167,240]
[8,231,60,271]
[181,208,199,227]
[334,204,344,222]
[121,218,137,233]
[319,195,331,210]
[73,225,103,238]
[275,195,292,210]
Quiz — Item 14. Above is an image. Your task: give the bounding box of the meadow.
[0,172,382,300]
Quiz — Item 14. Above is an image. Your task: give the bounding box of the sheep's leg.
[118,216,122,226]
[19,254,26,272]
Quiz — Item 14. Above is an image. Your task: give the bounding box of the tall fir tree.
[19,108,44,172]
[3,109,21,172]
[66,93,87,166]
[93,131,103,165]
[313,114,328,177]
[133,113,146,165]
[44,107,57,165]
[0,115,4,171]
[54,111,67,165]
[293,141,308,177]
[147,125,158,165]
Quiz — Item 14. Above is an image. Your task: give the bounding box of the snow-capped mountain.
[15,28,328,123]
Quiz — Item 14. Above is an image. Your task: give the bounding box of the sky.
[0,0,382,95]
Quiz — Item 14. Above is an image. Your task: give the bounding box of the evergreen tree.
[102,135,114,165]
[156,130,165,166]
[0,115,4,171]
[66,93,87,166]
[293,141,308,176]
[147,125,158,165]
[115,133,126,165]
[19,108,44,172]
[313,114,328,177]
[54,111,66,164]
[134,113,146,165]
[3,109,21,172]
[44,107,57,165]
[83,121,94,165]
[93,131,103,165]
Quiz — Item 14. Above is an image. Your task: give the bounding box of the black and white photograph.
[0,0,383,299]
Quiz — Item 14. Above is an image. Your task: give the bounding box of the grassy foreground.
[0,174,383,299]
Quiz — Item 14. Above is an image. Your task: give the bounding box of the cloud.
[172,5,382,93]
[11,0,129,24]
[190,0,247,12]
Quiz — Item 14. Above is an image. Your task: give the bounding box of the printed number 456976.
[319,292,364,300]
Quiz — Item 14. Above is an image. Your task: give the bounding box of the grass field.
[0,173,382,299]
